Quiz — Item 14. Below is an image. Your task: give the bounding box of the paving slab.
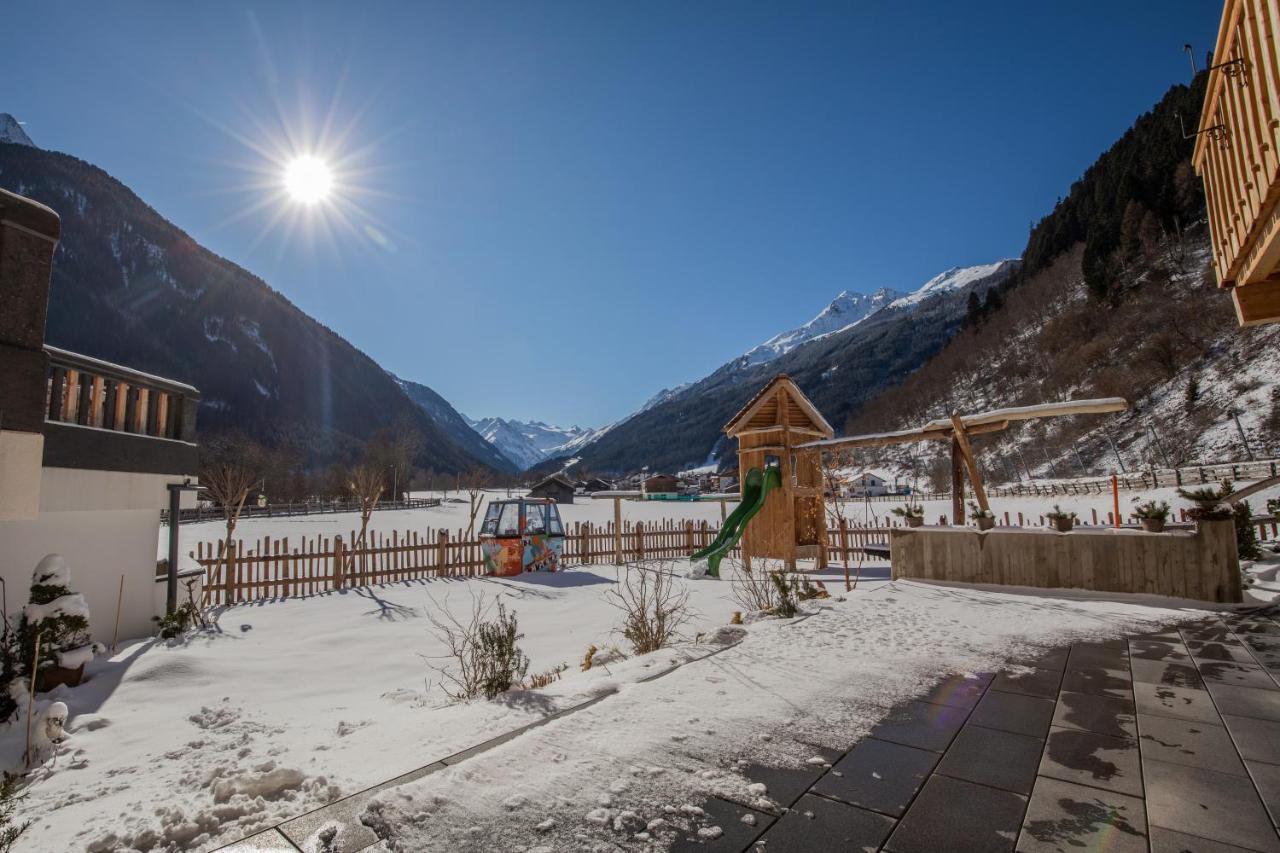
[1247,760,1280,830]
[1052,691,1137,739]
[1130,658,1204,690]
[1134,682,1221,724]
[869,700,969,753]
[734,749,841,814]
[1017,775,1147,853]
[279,788,382,853]
[1061,666,1133,699]
[812,736,938,818]
[1129,639,1192,662]
[1186,640,1258,664]
[969,690,1057,739]
[1068,644,1130,673]
[991,667,1064,699]
[1148,826,1263,852]
[1222,713,1280,764]
[751,793,893,852]
[1197,661,1279,691]
[1205,683,1280,722]
[884,774,1027,853]
[919,672,991,710]
[1014,649,1069,672]
[1137,714,1247,777]
[1038,726,1142,797]
[1143,757,1280,852]
[936,724,1044,795]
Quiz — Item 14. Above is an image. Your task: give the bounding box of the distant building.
[847,471,891,498]
[643,474,680,494]
[529,473,575,504]
[579,477,615,493]
[1193,0,1280,325]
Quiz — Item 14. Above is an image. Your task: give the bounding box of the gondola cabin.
[479,497,565,577]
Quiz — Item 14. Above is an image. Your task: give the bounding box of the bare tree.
[818,447,857,591]
[463,467,490,537]
[200,446,260,586]
[347,463,385,576]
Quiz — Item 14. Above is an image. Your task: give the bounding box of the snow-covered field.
[6,485,1271,851]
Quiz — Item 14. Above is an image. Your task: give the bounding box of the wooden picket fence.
[196,512,1280,607]
[196,518,901,607]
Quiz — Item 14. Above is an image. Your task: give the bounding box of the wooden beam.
[798,419,1010,451]
[950,412,990,514]
[951,435,964,525]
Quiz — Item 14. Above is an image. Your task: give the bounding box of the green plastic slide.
[690,465,781,577]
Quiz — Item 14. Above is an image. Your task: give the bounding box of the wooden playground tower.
[723,374,1128,567]
[723,375,834,570]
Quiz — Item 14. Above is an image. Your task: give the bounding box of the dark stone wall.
[0,188,58,434]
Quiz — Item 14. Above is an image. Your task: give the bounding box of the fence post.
[684,520,694,554]
[333,536,345,590]
[636,521,645,563]
[438,530,450,575]
[613,498,623,565]
[223,540,236,605]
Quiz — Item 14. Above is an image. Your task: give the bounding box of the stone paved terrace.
[221,603,1280,853]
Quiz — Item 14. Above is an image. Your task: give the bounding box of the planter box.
[889,519,1240,603]
[37,662,85,692]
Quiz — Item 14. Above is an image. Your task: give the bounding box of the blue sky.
[3,1,1219,426]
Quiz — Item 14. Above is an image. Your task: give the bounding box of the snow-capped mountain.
[742,287,904,366]
[466,417,603,470]
[0,114,35,147]
[888,260,1018,310]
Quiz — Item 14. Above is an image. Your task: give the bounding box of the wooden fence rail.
[165,496,440,526]
[196,512,1280,607]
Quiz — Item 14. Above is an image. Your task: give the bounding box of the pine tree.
[1184,375,1200,414]
[14,556,92,688]
[964,291,983,328]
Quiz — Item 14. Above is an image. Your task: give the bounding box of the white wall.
[0,467,190,645]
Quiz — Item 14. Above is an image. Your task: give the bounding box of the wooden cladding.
[1194,0,1280,324]
[45,348,196,442]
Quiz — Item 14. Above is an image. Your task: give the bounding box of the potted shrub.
[1046,505,1077,533]
[891,504,925,528]
[1132,500,1171,533]
[1267,497,1280,523]
[969,501,996,531]
[1177,480,1234,521]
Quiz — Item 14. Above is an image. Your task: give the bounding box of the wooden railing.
[163,496,441,525]
[45,345,199,442]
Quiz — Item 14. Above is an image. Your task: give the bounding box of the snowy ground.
[8,485,1272,851]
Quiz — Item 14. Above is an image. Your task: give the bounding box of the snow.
[741,287,904,366]
[887,260,1017,310]
[0,113,35,147]
[56,645,96,670]
[24,593,90,624]
[7,491,1264,851]
[358,576,1221,851]
[32,553,71,588]
[466,418,602,470]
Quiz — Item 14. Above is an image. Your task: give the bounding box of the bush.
[1132,500,1171,521]
[770,573,799,619]
[1178,481,1233,520]
[15,556,92,686]
[606,564,691,655]
[1234,501,1262,561]
[425,595,530,701]
[1046,505,1078,522]
[891,504,924,519]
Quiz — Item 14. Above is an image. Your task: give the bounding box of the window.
[481,503,502,535]
[498,503,521,536]
[547,504,564,535]
[525,502,547,533]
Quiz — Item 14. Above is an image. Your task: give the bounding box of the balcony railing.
[43,346,200,475]
[1193,0,1280,324]
[45,346,198,441]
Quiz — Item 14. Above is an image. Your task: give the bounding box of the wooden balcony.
[1193,0,1280,325]
[43,346,200,475]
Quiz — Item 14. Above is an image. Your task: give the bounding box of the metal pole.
[1230,409,1255,460]
[166,485,181,615]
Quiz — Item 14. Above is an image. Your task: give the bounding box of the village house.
[528,472,575,504]
[643,473,680,494]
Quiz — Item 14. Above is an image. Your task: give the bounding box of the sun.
[283,155,333,204]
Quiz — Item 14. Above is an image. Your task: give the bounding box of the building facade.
[0,189,200,643]
[1194,0,1280,325]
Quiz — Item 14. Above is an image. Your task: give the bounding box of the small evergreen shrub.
[15,556,93,687]
[1234,501,1262,561]
[476,603,530,700]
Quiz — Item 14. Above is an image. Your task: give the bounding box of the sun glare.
[283,155,333,203]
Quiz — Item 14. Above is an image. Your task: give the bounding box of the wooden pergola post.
[950,412,990,516]
[950,435,965,526]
